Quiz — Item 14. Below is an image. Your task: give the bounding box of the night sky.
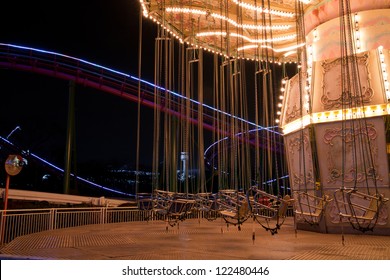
[0,0,168,198]
[1,0,157,168]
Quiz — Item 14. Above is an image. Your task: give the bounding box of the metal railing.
[0,205,294,246]
[0,206,152,245]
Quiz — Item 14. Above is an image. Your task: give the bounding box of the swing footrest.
[295,210,322,217]
[220,210,238,218]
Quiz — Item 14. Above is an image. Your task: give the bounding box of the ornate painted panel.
[314,117,389,189]
[284,128,316,193]
[311,52,372,113]
[280,73,308,128]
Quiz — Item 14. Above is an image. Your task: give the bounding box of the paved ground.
[1,217,389,260]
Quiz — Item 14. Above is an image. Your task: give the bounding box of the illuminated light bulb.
[313,28,319,42]
[166,7,206,15]
[231,0,294,18]
[284,51,297,57]
[355,31,360,39]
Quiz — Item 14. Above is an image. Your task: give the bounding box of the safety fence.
[0,206,294,245]
[0,207,149,245]
[0,206,207,245]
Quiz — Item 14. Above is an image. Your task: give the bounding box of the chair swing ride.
[135,0,390,235]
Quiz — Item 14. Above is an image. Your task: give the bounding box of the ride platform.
[1,217,389,260]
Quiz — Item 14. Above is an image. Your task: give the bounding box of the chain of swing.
[333,0,387,235]
[136,0,301,235]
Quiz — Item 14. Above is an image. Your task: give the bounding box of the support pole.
[1,174,10,244]
[3,174,10,211]
[64,80,75,194]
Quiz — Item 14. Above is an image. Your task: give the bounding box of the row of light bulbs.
[275,43,313,125]
[282,103,390,135]
[139,1,299,63]
[354,13,362,52]
[305,45,313,112]
[196,31,296,44]
[275,78,288,124]
[378,46,390,100]
[230,0,295,18]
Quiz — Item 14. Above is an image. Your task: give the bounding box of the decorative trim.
[323,123,382,184]
[320,54,373,110]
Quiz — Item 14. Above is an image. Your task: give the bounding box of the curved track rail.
[0,43,286,196]
[0,43,269,136]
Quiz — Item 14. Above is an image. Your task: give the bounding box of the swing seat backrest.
[137,193,154,210]
[138,198,154,210]
[346,190,388,221]
[167,199,195,216]
[169,199,186,214]
[362,198,378,220]
[277,195,292,218]
[238,200,249,219]
[294,191,329,218]
[312,200,325,216]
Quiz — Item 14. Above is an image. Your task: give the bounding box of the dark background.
[0,0,159,195]
[0,1,294,197]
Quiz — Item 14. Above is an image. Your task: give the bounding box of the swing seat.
[294,192,330,218]
[346,191,388,221]
[220,210,237,218]
[195,193,218,211]
[249,187,291,220]
[334,188,389,225]
[246,186,291,234]
[217,190,246,210]
[218,190,250,225]
[195,193,220,221]
[220,200,249,219]
[165,198,195,219]
[137,193,154,211]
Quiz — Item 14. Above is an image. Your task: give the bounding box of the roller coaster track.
[0,43,285,184]
[0,43,271,136]
[0,134,133,197]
